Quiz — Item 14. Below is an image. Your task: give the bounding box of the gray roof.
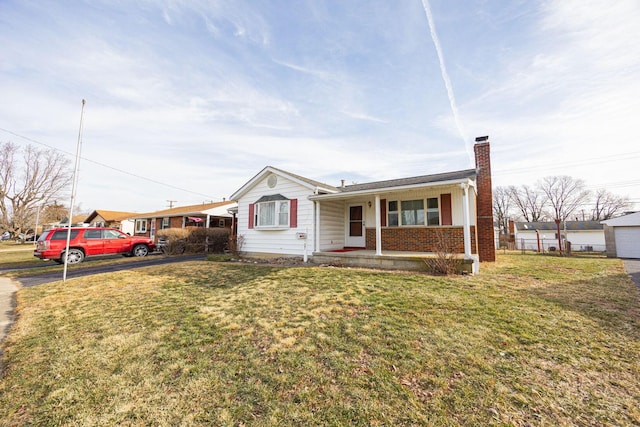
[339,169,477,193]
[516,221,603,231]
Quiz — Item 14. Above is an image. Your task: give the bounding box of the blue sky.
[1,0,638,213]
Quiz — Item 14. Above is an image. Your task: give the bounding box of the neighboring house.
[44,215,89,230]
[513,221,605,252]
[230,140,496,273]
[84,210,137,235]
[131,200,238,242]
[601,212,640,259]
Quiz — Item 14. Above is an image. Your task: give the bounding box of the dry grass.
[0,253,638,426]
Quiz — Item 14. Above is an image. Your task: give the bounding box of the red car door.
[83,229,105,256]
[103,229,131,254]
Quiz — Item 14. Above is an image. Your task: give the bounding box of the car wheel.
[63,249,85,264]
[132,244,149,257]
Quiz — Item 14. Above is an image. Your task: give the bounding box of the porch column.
[375,194,382,255]
[314,201,321,253]
[206,214,210,229]
[461,183,479,274]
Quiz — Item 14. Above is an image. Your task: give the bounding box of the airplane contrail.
[420,0,474,165]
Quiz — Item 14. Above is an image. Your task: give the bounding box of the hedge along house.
[230,139,496,273]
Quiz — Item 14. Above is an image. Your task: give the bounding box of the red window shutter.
[380,199,387,227]
[441,193,452,226]
[290,199,298,228]
[248,203,255,229]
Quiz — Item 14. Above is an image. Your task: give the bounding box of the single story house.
[229,140,496,273]
[513,220,605,252]
[84,210,137,235]
[601,212,640,259]
[131,200,237,242]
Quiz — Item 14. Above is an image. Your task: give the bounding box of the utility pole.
[166,200,177,208]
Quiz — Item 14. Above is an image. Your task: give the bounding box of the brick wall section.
[366,227,477,254]
[474,141,496,262]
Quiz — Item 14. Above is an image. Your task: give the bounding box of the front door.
[346,204,366,247]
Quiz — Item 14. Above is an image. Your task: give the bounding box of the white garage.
[602,213,640,259]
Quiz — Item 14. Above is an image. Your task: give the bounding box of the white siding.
[318,200,345,251]
[236,174,315,256]
[567,230,605,251]
[515,229,605,251]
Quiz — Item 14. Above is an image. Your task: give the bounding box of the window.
[256,200,289,227]
[249,195,297,229]
[387,198,441,226]
[401,200,424,226]
[135,219,147,233]
[426,197,440,226]
[388,201,399,226]
[218,218,225,227]
[161,217,170,229]
[51,230,80,240]
[104,229,123,239]
[85,230,102,239]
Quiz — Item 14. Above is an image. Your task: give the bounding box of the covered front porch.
[311,249,475,273]
[308,171,481,273]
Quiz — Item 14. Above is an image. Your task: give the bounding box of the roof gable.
[230,166,340,201]
[85,210,138,223]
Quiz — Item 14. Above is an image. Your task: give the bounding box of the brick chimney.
[474,137,496,262]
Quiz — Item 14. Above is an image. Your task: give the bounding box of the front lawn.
[1,254,638,426]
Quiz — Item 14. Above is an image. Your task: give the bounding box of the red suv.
[34,227,156,264]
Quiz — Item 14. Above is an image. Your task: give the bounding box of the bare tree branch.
[508,185,547,222]
[590,189,631,220]
[493,186,513,233]
[537,175,591,222]
[0,141,72,236]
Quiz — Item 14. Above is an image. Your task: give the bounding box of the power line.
[0,127,222,201]
[494,151,640,176]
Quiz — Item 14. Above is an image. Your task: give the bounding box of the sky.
[1,0,639,215]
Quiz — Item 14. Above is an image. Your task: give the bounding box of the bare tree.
[590,189,631,220]
[538,175,591,222]
[493,186,513,234]
[0,141,71,236]
[508,185,547,222]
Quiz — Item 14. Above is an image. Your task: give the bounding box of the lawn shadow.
[521,271,640,340]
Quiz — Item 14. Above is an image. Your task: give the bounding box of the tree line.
[493,176,632,234]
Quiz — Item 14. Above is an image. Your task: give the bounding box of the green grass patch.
[1,253,639,426]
